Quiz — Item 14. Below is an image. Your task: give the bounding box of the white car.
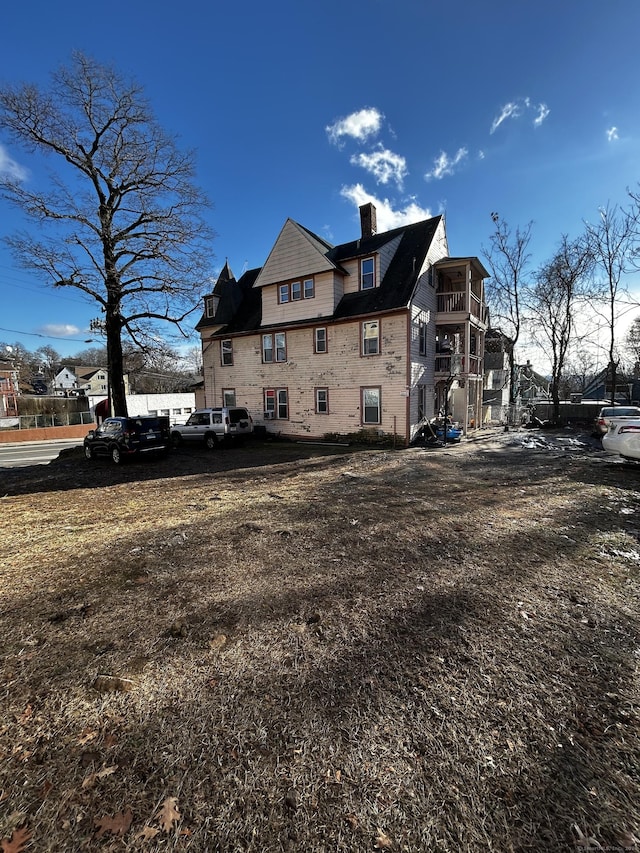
[602,417,640,460]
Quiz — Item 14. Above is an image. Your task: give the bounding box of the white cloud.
[490,101,522,134]
[490,98,549,133]
[326,108,383,146]
[0,144,28,182]
[38,324,82,338]
[424,147,468,181]
[349,146,407,187]
[533,103,550,127]
[606,126,619,142]
[340,183,432,231]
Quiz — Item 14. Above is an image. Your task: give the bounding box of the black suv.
[84,416,171,464]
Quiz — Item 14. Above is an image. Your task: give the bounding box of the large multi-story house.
[196,203,488,445]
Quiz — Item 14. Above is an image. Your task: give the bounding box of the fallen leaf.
[94,807,133,838]
[209,634,227,651]
[82,765,117,789]
[157,797,181,832]
[17,705,33,725]
[1,825,32,853]
[135,826,160,841]
[344,813,359,830]
[374,829,394,849]
[92,675,135,693]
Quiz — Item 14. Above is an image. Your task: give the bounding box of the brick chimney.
[359,202,377,238]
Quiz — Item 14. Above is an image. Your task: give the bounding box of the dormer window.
[205,295,219,318]
[361,257,375,290]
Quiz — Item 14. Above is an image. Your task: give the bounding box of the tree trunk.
[106,311,128,417]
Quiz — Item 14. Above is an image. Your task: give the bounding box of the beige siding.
[254,220,334,288]
[202,313,410,440]
[261,271,344,326]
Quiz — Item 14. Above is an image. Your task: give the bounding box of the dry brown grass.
[1,431,639,852]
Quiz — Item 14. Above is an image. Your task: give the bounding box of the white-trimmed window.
[362,320,380,356]
[362,387,381,425]
[223,389,236,406]
[205,296,216,318]
[314,327,327,354]
[279,284,289,304]
[316,388,328,414]
[291,281,302,300]
[262,332,287,363]
[361,257,375,290]
[264,388,288,419]
[304,278,315,299]
[221,339,233,365]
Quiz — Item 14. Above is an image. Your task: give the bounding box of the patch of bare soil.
[1,429,639,852]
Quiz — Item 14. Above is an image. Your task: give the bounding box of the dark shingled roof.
[196,214,442,334]
[331,216,441,319]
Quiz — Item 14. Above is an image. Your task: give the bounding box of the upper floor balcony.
[434,257,489,327]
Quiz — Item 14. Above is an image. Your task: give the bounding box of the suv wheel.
[84,445,93,460]
[171,432,182,449]
[111,445,123,464]
[205,433,217,450]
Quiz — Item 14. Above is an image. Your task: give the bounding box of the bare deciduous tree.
[527,235,593,423]
[484,213,533,409]
[0,53,214,416]
[584,201,640,406]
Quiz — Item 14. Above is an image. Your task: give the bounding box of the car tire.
[205,433,217,450]
[111,445,123,464]
[84,445,93,460]
[171,432,182,449]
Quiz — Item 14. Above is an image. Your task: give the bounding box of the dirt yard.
[1,428,639,852]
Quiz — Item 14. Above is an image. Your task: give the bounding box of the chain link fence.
[0,411,95,431]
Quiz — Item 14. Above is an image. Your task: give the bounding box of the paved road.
[0,439,83,468]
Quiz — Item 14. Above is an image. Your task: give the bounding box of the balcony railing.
[434,354,482,376]
[437,290,485,321]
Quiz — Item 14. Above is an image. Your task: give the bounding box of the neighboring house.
[76,366,110,396]
[0,360,19,417]
[196,203,488,444]
[483,330,513,423]
[53,365,129,398]
[518,361,551,402]
[582,367,637,404]
[52,366,78,396]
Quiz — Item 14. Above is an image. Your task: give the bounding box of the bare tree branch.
[0,52,214,416]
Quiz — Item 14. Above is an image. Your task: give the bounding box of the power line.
[0,325,96,343]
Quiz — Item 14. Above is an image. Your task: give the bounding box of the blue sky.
[1,0,639,365]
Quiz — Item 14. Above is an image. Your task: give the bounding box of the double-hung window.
[221,339,233,365]
[279,284,289,304]
[314,327,327,354]
[291,281,302,300]
[362,387,381,424]
[304,278,315,299]
[362,320,380,356]
[262,332,287,363]
[361,257,375,290]
[265,388,288,419]
[316,388,328,414]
